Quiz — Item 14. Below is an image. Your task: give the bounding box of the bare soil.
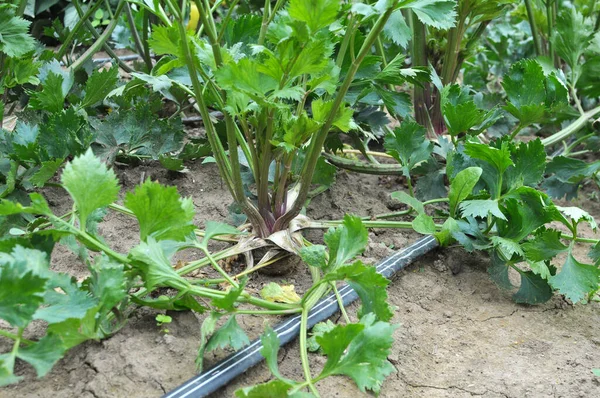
[1,161,599,398]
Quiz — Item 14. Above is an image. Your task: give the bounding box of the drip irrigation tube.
[163,235,439,398]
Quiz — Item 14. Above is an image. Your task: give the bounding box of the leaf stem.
[541,105,600,146]
[300,309,320,397]
[0,329,34,345]
[57,0,104,60]
[125,2,153,71]
[69,0,127,72]
[509,123,524,140]
[524,0,543,56]
[332,283,351,324]
[200,247,239,288]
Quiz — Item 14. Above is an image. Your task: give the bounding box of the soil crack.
[403,380,511,397]
[479,309,518,322]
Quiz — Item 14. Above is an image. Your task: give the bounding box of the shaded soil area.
[1,162,600,398]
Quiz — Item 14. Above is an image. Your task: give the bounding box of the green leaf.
[464,140,513,197]
[588,242,600,266]
[16,335,66,378]
[546,156,600,183]
[61,149,119,230]
[129,238,190,291]
[490,236,523,260]
[79,66,119,109]
[0,192,52,216]
[324,261,393,321]
[502,59,568,125]
[448,167,482,218]
[0,10,36,57]
[39,108,93,159]
[384,122,433,177]
[402,0,457,29]
[260,283,301,304]
[200,221,243,248]
[307,320,336,352]
[235,380,309,398]
[205,315,250,352]
[555,206,597,232]
[505,139,546,190]
[412,213,436,235]
[317,313,397,393]
[196,312,220,372]
[390,191,424,214]
[259,326,290,382]
[464,141,513,176]
[440,85,491,136]
[434,217,459,247]
[87,257,128,316]
[0,251,48,328]
[549,253,600,303]
[383,10,411,48]
[487,252,514,290]
[299,244,328,269]
[34,274,97,324]
[125,180,195,242]
[211,278,248,312]
[551,9,592,84]
[312,99,354,132]
[513,269,553,305]
[29,159,64,188]
[323,215,368,269]
[288,0,340,32]
[29,71,69,113]
[131,294,205,313]
[459,199,506,220]
[91,105,185,164]
[522,229,568,262]
[0,355,21,387]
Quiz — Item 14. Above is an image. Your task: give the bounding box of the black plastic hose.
[163,235,439,398]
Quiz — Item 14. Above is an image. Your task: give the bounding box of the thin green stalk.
[57,0,104,59]
[141,9,152,63]
[332,283,351,324]
[560,234,599,244]
[546,0,555,64]
[321,152,402,175]
[509,123,524,140]
[200,247,239,288]
[300,310,320,397]
[563,133,594,156]
[570,85,585,115]
[406,177,414,197]
[175,18,235,194]
[10,328,23,358]
[375,36,388,68]
[335,15,357,67]
[541,105,600,146]
[70,0,131,72]
[524,0,543,56]
[16,0,27,15]
[217,0,241,42]
[125,2,153,71]
[258,0,271,46]
[309,219,442,230]
[273,2,399,232]
[365,198,450,220]
[0,329,34,345]
[234,308,302,315]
